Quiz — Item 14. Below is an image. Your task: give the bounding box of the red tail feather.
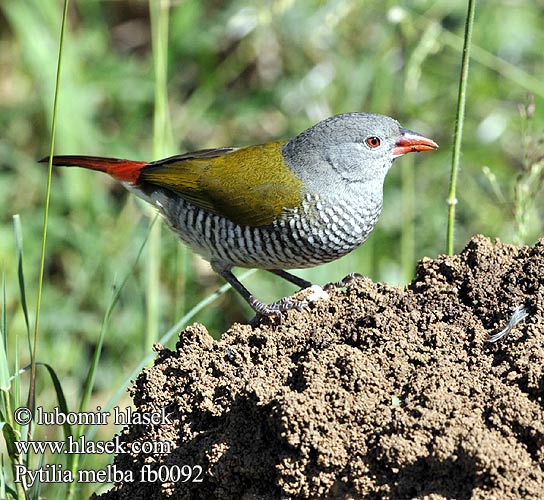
[39,155,147,183]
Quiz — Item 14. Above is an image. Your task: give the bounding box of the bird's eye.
[365,136,381,148]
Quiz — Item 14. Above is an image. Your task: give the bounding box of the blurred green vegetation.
[0,0,543,496]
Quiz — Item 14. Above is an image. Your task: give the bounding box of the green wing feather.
[139,141,304,227]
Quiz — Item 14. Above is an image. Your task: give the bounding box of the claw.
[323,272,363,291]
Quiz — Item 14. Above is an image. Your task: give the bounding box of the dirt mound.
[96,235,544,499]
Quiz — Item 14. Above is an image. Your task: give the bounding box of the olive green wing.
[139,141,303,227]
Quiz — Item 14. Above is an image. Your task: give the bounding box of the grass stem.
[446,0,476,255]
[28,0,70,419]
[146,0,174,352]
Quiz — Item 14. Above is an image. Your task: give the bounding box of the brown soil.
[96,235,544,500]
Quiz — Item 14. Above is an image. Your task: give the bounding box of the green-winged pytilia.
[41,112,438,315]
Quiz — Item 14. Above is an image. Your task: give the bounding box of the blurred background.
[0,1,543,485]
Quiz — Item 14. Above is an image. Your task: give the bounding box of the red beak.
[393,128,438,158]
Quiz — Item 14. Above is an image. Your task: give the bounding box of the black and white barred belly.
[155,191,382,270]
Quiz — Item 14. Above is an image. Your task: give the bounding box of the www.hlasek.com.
[12,406,203,486]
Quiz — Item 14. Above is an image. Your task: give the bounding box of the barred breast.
[154,190,383,270]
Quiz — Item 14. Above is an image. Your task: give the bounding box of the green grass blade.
[446,0,476,255]
[1,272,5,349]
[29,0,70,416]
[32,452,45,500]
[1,421,19,471]
[78,280,122,415]
[37,363,72,443]
[0,456,5,500]
[1,270,18,500]
[150,0,173,155]
[13,215,29,424]
[1,453,18,500]
[1,439,22,500]
[440,29,544,100]
[0,334,10,393]
[145,0,175,353]
[0,273,9,393]
[13,215,30,339]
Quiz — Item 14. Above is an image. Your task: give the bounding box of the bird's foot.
[323,272,363,291]
[249,295,308,317]
[249,285,330,317]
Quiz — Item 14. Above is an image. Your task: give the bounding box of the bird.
[41,112,438,316]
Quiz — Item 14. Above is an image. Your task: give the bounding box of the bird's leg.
[214,267,307,316]
[266,269,313,289]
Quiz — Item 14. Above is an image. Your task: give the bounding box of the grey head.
[282,112,438,196]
